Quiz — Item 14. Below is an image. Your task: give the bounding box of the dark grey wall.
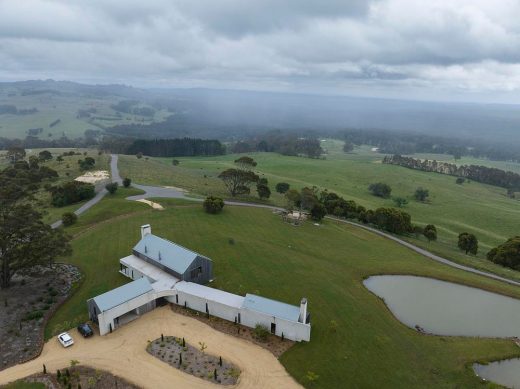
[182,255,213,284]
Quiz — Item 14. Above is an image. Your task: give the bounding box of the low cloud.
[0,0,519,101]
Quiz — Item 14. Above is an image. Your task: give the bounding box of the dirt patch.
[2,366,139,389]
[0,264,82,371]
[147,336,240,385]
[136,199,164,210]
[74,170,109,184]
[171,305,295,358]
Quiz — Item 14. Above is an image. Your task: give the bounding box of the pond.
[474,359,520,389]
[363,275,520,338]
[364,275,520,387]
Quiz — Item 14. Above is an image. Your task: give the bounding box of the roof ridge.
[145,233,207,259]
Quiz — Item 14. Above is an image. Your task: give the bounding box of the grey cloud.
[0,0,519,102]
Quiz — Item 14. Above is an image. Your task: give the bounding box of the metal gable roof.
[242,294,301,322]
[133,234,208,275]
[91,278,152,312]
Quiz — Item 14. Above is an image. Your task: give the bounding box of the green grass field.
[2,381,45,389]
[46,193,520,388]
[118,141,520,282]
[0,91,169,139]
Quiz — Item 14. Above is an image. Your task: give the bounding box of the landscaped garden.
[147,335,240,385]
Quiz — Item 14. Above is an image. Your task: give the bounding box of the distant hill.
[1,80,520,146]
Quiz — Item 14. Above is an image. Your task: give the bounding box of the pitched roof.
[175,281,244,309]
[242,294,301,322]
[91,278,152,312]
[133,234,209,274]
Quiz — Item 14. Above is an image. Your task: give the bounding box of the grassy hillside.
[118,141,520,281]
[0,148,110,223]
[0,87,169,139]
[47,194,520,388]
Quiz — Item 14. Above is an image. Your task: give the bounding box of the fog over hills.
[1,79,519,145]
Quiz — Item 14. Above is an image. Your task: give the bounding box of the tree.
[172,159,180,166]
[275,182,290,194]
[393,197,408,208]
[458,232,478,255]
[136,152,143,159]
[456,177,465,185]
[234,156,257,170]
[218,157,259,197]
[343,141,354,153]
[285,189,301,211]
[62,212,78,226]
[6,147,26,164]
[105,182,118,194]
[38,150,53,162]
[256,184,271,199]
[414,187,430,202]
[368,182,392,198]
[203,196,225,214]
[78,157,95,171]
[219,169,259,196]
[122,178,131,188]
[373,208,413,234]
[412,225,424,238]
[1,203,71,288]
[310,203,326,221]
[56,155,64,163]
[486,237,520,270]
[423,224,437,242]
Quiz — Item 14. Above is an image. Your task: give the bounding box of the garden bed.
[0,264,82,370]
[171,304,295,358]
[147,336,240,385]
[1,365,139,389]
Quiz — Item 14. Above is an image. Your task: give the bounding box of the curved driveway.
[0,307,302,389]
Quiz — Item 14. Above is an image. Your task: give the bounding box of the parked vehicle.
[57,332,74,348]
[77,323,94,338]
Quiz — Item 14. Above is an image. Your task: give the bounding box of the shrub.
[423,224,437,242]
[51,181,95,207]
[456,177,465,184]
[136,152,143,159]
[368,182,392,198]
[105,182,118,194]
[414,187,430,202]
[203,196,225,214]
[256,184,271,199]
[253,324,269,341]
[172,159,180,166]
[275,182,290,194]
[62,212,77,226]
[487,236,520,270]
[123,177,131,188]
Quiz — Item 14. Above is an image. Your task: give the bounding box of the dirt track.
[0,307,302,389]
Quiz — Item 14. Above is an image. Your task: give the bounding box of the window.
[190,266,202,279]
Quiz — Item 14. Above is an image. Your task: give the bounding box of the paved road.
[50,154,120,229]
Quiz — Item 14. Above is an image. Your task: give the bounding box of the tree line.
[230,132,323,158]
[126,138,226,157]
[340,128,520,162]
[383,154,520,190]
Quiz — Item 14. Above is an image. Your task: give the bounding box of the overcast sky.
[1,0,520,103]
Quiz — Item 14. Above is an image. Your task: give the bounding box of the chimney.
[298,298,307,323]
[141,224,151,238]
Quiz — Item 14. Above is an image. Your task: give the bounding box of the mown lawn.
[117,141,520,282]
[47,195,520,388]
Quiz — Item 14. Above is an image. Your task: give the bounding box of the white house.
[87,225,311,341]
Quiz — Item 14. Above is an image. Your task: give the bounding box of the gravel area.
[0,264,82,370]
